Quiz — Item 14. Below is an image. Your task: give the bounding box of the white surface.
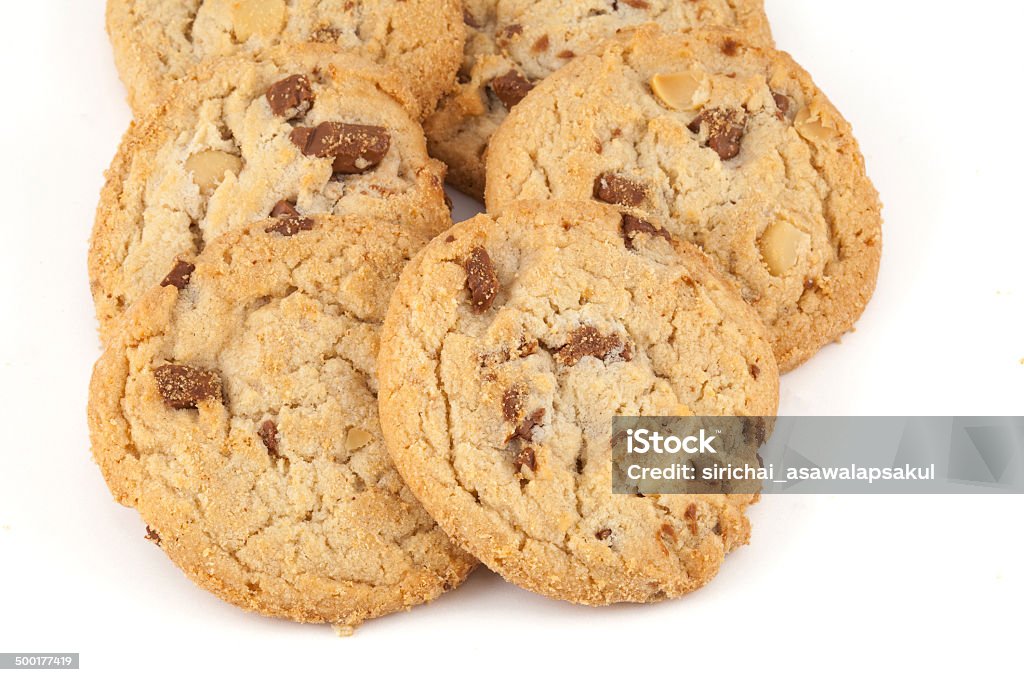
[1,1,1022,679]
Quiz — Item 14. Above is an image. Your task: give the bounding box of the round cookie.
[424,0,773,199]
[106,0,464,117]
[485,28,882,372]
[89,44,449,344]
[377,201,779,605]
[88,214,476,626]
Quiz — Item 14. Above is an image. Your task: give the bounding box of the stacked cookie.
[88,1,880,629]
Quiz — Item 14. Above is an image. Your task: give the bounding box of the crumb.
[332,624,357,637]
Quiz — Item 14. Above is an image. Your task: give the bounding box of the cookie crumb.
[332,624,357,638]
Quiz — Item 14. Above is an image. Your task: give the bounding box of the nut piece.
[185,150,243,193]
[650,71,704,111]
[794,106,837,144]
[759,220,809,276]
[232,0,287,42]
[345,427,373,450]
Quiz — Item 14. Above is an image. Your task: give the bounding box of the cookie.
[377,200,779,605]
[88,214,476,626]
[485,28,882,372]
[106,0,464,117]
[89,44,449,344]
[424,0,773,199]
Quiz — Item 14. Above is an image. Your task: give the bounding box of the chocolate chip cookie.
[89,45,449,343]
[485,28,882,371]
[88,214,475,626]
[106,0,464,117]
[377,201,779,605]
[424,0,772,199]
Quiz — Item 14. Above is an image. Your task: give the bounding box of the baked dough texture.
[378,201,779,605]
[485,28,882,371]
[90,45,449,343]
[107,0,465,117]
[88,215,475,626]
[425,0,772,198]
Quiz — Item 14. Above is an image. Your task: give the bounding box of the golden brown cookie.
[106,0,465,117]
[486,28,882,371]
[378,200,779,605]
[89,45,449,344]
[425,0,773,198]
[88,214,475,627]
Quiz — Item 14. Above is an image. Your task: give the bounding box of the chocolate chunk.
[289,126,314,150]
[554,326,633,366]
[684,503,698,534]
[463,8,480,28]
[513,447,537,473]
[620,214,669,249]
[154,364,222,409]
[557,49,575,59]
[532,35,550,53]
[502,386,525,422]
[595,528,612,541]
[266,75,315,119]
[749,363,761,379]
[593,172,647,207]
[489,70,534,110]
[688,108,747,161]
[498,24,523,41]
[270,199,299,217]
[614,0,651,8]
[290,122,390,174]
[144,526,161,545]
[772,91,791,119]
[266,215,314,236]
[465,246,499,312]
[513,409,545,442]
[743,417,768,447]
[160,259,195,289]
[258,420,281,461]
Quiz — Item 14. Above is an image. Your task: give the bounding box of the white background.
[1,1,1022,679]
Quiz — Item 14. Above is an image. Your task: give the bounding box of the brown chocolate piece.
[772,91,791,119]
[290,122,390,174]
[688,108,747,161]
[502,386,525,422]
[593,173,647,207]
[595,528,612,541]
[270,199,299,217]
[513,447,537,473]
[465,246,499,312]
[266,75,314,119]
[266,216,314,236]
[620,214,669,249]
[154,364,222,409]
[160,259,195,289]
[258,420,281,461]
[513,409,545,443]
[490,71,534,110]
[463,8,480,28]
[554,326,633,366]
[144,526,161,545]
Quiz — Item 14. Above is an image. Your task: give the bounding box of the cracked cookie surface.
[424,0,772,198]
[485,28,882,371]
[377,201,779,605]
[89,45,450,344]
[107,0,464,116]
[88,215,475,626]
